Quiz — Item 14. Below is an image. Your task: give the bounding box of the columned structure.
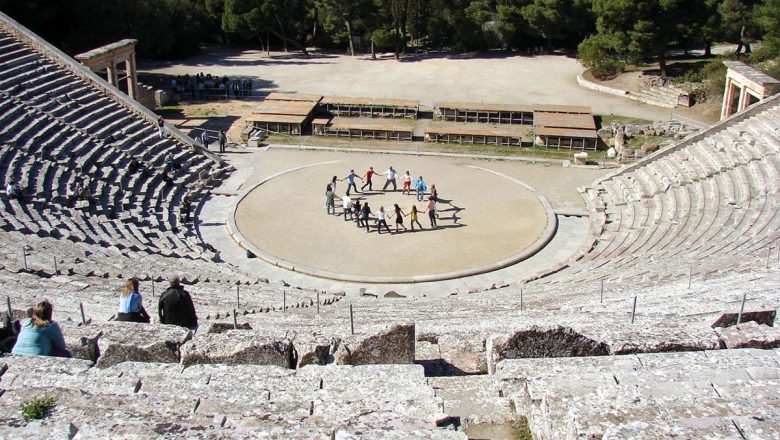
[75,39,139,100]
[720,60,779,120]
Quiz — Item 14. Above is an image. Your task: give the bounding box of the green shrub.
[577,35,625,79]
[20,397,57,421]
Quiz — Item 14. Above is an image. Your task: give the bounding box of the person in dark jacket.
[158,275,198,329]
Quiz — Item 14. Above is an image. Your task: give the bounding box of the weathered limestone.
[179,330,293,367]
[293,334,332,368]
[597,322,722,354]
[716,321,780,349]
[93,322,192,368]
[203,321,253,333]
[59,323,101,362]
[437,333,487,375]
[486,325,609,374]
[335,323,415,365]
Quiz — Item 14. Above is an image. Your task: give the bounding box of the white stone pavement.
[197,147,591,298]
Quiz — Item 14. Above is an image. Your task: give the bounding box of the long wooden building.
[320,96,419,119]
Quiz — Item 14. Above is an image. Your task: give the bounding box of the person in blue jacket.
[12,300,70,357]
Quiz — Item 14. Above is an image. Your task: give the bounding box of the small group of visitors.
[324,166,441,233]
[171,73,252,99]
[197,129,228,153]
[5,275,199,358]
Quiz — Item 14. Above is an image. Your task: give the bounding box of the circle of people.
[325,166,441,234]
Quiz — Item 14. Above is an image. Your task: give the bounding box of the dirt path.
[140,48,682,122]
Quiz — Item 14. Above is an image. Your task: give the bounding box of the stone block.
[180,331,293,368]
[293,334,332,368]
[716,321,780,349]
[486,325,609,374]
[93,322,192,368]
[60,324,101,362]
[437,333,487,375]
[335,323,415,366]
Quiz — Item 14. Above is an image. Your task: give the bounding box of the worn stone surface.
[711,310,777,328]
[486,325,609,374]
[293,334,332,368]
[716,321,780,349]
[59,323,102,362]
[180,331,293,367]
[598,322,722,354]
[437,333,487,375]
[93,322,192,368]
[335,323,415,365]
[204,321,253,333]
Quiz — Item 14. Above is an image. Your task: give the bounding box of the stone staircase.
[627,85,686,109]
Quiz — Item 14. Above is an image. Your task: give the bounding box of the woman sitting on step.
[116,277,151,323]
[12,300,70,357]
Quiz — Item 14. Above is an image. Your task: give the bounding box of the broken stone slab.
[486,325,609,374]
[179,331,293,368]
[598,322,722,354]
[59,323,102,362]
[711,309,776,328]
[437,332,487,375]
[335,323,415,365]
[716,321,780,349]
[91,322,192,368]
[292,334,332,368]
[384,291,406,298]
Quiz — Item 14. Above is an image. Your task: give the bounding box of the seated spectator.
[162,171,173,186]
[6,178,22,201]
[158,275,198,329]
[12,300,70,357]
[180,193,192,222]
[128,157,142,174]
[116,277,151,323]
[164,153,176,173]
[0,313,20,354]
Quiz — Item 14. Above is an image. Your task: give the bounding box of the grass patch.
[20,397,57,421]
[515,416,533,440]
[625,134,674,150]
[157,105,183,112]
[599,115,653,126]
[184,107,220,118]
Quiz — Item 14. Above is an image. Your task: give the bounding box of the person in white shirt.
[6,178,21,200]
[341,195,352,221]
[375,206,391,234]
[381,166,398,192]
[402,171,412,195]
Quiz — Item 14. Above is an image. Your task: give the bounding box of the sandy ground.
[231,149,607,278]
[140,48,687,122]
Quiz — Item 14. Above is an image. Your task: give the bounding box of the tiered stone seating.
[0,356,461,439]
[0,23,231,268]
[537,96,780,289]
[495,348,780,439]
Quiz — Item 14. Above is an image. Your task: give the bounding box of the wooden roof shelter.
[250,93,322,135]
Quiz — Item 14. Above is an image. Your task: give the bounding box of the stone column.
[106,61,119,88]
[125,54,138,100]
[720,77,734,120]
[737,83,749,113]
